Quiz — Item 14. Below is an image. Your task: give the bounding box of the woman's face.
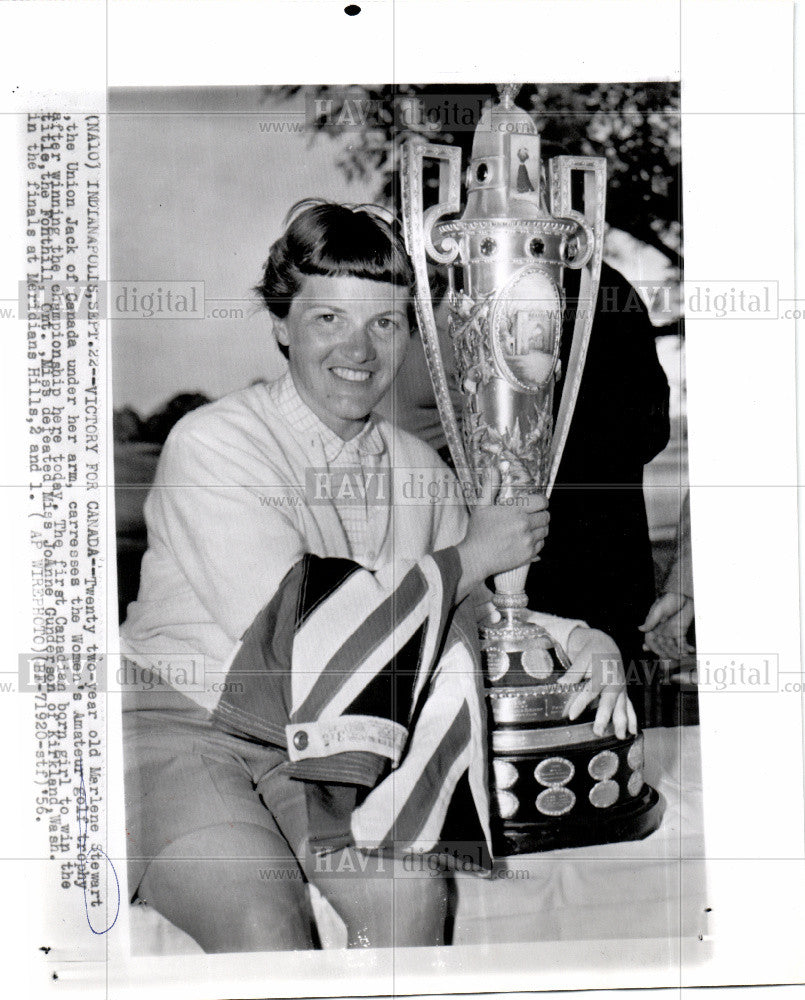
[274,273,412,440]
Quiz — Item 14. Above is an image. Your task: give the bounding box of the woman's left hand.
[558,627,638,739]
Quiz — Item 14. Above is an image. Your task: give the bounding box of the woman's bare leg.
[138,822,315,953]
[313,850,448,948]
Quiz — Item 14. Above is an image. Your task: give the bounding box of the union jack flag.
[212,547,492,867]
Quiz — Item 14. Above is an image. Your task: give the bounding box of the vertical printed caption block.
[23,112,118,958]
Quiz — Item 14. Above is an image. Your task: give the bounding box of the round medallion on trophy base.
[488,722,664,856]
[493,783,661,856]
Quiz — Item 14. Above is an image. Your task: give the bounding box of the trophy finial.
[496,83,523,108]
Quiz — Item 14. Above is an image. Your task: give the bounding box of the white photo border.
[1,0,803,997]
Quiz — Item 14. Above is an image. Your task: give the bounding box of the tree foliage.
[265,83,682,267]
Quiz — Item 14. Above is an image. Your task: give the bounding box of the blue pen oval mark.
[76,760,120,934]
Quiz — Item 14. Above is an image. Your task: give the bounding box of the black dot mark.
[345,4,361,14]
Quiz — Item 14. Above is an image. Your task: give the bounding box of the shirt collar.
[268,370,385,461]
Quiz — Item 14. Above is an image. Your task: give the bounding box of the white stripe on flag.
[410,738,473,851]
[409,554,445,710]
[290,563,416,711]
[349,650,467,849]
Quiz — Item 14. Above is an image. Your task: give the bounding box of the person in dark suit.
[524,262,670,719]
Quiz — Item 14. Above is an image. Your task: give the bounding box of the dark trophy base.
[489,721,664,856]
[494,787,662,855]
[493,765,662,856]
[482,613,664,857]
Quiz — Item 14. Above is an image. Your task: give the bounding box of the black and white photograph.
[3,2,805,998]
[111,81,702,956]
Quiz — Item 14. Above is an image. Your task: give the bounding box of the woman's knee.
[138,824,315,952]
[209,879,313,952]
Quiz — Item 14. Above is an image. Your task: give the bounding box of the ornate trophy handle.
[401,141,474,489]
[546,156,607,498]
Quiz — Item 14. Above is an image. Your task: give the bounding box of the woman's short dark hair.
[255,200,416,357]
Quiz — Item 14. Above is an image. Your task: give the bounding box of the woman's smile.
[274,274,411,439]
[330,366,372,383]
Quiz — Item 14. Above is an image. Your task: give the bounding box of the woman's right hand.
[455,471,549,600]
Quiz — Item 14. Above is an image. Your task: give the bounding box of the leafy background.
[265,83,682,271]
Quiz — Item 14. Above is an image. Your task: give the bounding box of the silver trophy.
[402,85,660,853]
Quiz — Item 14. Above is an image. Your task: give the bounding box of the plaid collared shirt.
[267,371,387,564]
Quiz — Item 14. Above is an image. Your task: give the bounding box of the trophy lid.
[463,86,550,222]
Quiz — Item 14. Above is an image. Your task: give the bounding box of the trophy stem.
[492,564,530,614]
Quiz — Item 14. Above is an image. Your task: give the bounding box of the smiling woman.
[254,201,417,437]
[273,274,411,439]
[119,198,631,954]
